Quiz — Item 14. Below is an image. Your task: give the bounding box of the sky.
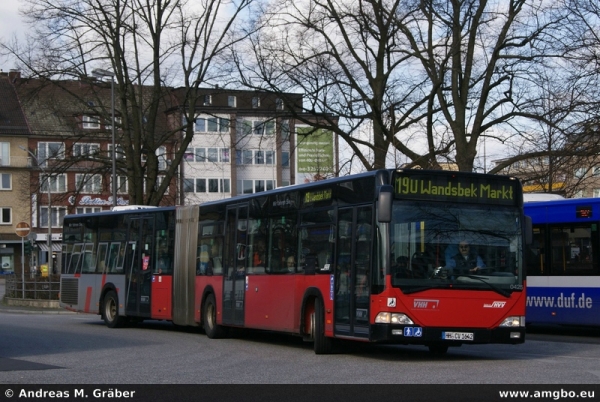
[0,0,26,71]
[0,0,509,171]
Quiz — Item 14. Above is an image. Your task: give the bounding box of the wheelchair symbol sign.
[403,327,423,337]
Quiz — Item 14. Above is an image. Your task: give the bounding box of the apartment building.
[0,70,338,275]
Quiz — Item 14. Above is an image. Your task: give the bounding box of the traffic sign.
[15,222,30,238]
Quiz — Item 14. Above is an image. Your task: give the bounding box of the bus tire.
[203,293,226,339]
[103,290,126,328]
[313,297,332,354]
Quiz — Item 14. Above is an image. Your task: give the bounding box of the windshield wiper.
[456,275,512,298]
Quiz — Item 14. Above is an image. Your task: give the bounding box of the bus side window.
[96,243,109,274]
[107,243,121,273]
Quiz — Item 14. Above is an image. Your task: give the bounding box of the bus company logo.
[483,301,507,308]
[413,299,439,309]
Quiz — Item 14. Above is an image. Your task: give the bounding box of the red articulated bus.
[60,169,529,354]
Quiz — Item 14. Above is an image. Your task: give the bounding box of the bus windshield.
[390,202,524,294]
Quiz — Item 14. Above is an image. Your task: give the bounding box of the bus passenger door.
[125,216,155,319]
[334,206,373,339]
[222,205,247,326]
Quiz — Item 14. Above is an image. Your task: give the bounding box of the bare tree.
[488,0,600,192]
[238,0,581,172]
[2,0,253,205]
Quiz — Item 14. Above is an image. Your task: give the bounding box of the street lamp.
[19,146,53,276]
[92,68,117,208]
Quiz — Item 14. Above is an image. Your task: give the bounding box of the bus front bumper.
[370,324,526,345]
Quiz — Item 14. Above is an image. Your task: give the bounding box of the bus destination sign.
[393,173,519,205]
[304,188,333,204]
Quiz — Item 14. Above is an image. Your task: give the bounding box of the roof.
[0,73,29,136]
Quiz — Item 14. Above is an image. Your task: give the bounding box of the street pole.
[21,237,24,298]
[47,178,53,275]
[111,75,117,207]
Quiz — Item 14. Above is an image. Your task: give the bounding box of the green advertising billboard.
[296,127,334,182]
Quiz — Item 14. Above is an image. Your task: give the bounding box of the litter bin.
[40,264,48,278]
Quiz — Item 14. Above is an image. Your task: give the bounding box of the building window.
[76,207,102,214]
[594,188,600,198]
[41,207,66,228]
[194,116,229,133]
[108,144,125,160]
[266,151,275,165]
[157,146,168,170]
[282,151,290,167]
[76,174,102,193]
[275,98,284,111]
[41,174,67,193]
[228,96,237,107]
[220,148,230,163]
[196,178,206,193]
[207,148,218,163]
[575,168,586,178]
[242,149,253,165]
[208,179,219,193]
[105,116,122,131]
[281,120,290,141]
[237,179,275,195]
[37,142,65,165]
[252,97,260,108]
[115,176,128,194]
[155,175,169,195]
[0,142,9,166]
[593,167,600,177]
[253,121,263,135]
[221,179,230,193]
[203,95,212,106]
[186,178,230,194]
[1,173,11,190]
[239,120,253,137]
[255,150,265,165]
[266,121,275,135]
[0,207,11,224]
[82,115,101,129]
[183,178,194,192]
[73,143,100,158]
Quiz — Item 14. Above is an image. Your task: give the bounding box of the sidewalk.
[0,277,75,315]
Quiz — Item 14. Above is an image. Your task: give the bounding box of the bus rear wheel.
[203,293,226,339]
[313,297,332,354]
[103,290,126,328]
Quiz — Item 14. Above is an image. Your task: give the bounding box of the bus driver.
[447,241,485,275]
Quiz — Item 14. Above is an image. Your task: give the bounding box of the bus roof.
[524,197,600,224]
[523,193,565,202]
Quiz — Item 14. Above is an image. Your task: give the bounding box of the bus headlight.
[375,312,414,325]
[499,316,525,327]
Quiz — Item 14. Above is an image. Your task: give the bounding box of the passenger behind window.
[207,241,222,275]
[393,256,410,278]
[157,241,171,274]
[286,255,296,272]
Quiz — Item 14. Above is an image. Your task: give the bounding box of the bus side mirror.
[377,185,393,223]
[525,215,532,245]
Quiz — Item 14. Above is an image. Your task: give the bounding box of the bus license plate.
[443,332,474,341]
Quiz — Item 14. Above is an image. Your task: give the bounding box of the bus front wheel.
[313,298,332,354]
[103,290,126,328]
[203,293,226,339]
